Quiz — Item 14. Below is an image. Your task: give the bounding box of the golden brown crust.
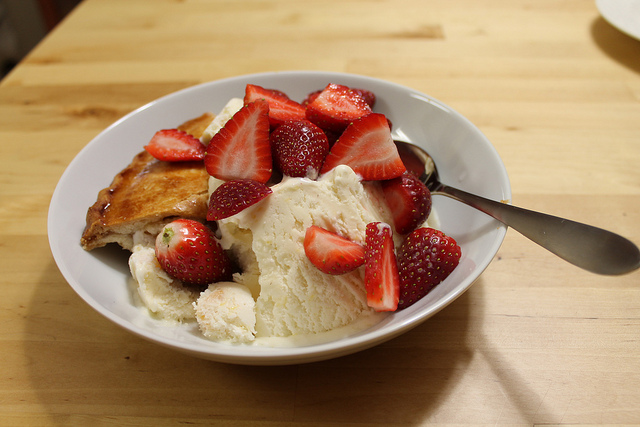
[80,113,215,251]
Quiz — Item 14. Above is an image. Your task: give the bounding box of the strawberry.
[322,129,341,147]
[305,83,372,132]
[270,120,330,178]
[364,222,400,311]
[144,129,205,162]
[320,113,406,180]
[155,219,232,287]
[304,225,366,275]
[207,179,272,220]
[244,84,306,127]
[394,139,427,178]
[303,87,375,109]
[256,87,291,100]
[396,227,461,309]
[301,89,322,106]
[352,88,376,108]
[205,99,272,183]
[381,172,432,234]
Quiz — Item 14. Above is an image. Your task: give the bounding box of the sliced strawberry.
[207,179,272,220]
[396,227,461,309]
[144,129,205,162]
[364,222,400,311]
[394,139,427,177]
[301,89,322,106]
[304,225,366,275]
[257,87,291,99]
[323,129,341,147]
[352,88,376,108]
[155,219,232,287]
[320,113,406,180]
[381,172,432,234]
[305,83,372,133]
[303,87,375,109]
[270,120,329,178]
[205,99,272,183]
[244,84,306,127]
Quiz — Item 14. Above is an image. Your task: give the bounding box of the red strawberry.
[320,113,406,180]
[305,83,372,132]
[381,172,432,234]
[364,222,400,311]
[301,89,322,106]
[323,129,341,147]
[270,120,330,178]
[396,227,461,309]
[155,219,232,287]
[352,88,376,108]
[244,84,306,127]
[304,225,366,275]
[257,87,291,99]
[303,87,375,108]
[205,99,272,183]
[207,179,272,220]
[394,139,427,177]
[144,129,205,162]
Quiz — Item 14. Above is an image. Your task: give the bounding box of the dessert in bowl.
[48,71,510,365]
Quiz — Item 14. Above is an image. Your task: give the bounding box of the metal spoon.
[394,139,640,275]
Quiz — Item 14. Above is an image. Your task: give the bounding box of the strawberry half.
[305,83,372,133]
[351,88,376,108]
[396,227,461,309]
[303,87,375,109]
[244,84,306,128]
[205,99,272,183]
[155,219,232,287]
[364,222,400,311]
[301,89,322,106]
[320,113,406,180]
[304,225,366,275]
[270,120,330,178]
[381,172,432,234]
[144,129,206,162]
[207,179,272,220]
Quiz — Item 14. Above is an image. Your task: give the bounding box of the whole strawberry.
[396,227,461,309]
[155,219,232,287]
[270,120,329,178]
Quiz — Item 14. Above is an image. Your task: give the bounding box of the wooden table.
[2,0,639,424]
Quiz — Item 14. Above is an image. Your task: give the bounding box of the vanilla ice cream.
[199,98,244,145]
[194,282,256,343]
[129,232,199,322]
[212,165,416,342]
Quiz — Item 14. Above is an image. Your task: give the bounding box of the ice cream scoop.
[393,139,640,276]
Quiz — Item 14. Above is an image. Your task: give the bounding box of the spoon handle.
[437,185,640,275]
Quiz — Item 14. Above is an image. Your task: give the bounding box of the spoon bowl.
[394,139,640,276]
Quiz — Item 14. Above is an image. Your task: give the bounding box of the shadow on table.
[591,16,640,74]
[25,258,546,424]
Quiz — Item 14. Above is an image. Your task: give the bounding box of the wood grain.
[1,0,639,425]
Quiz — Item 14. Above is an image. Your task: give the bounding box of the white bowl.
[48,71,510,365]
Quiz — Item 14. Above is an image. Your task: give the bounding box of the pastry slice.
[80,113,214,251]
